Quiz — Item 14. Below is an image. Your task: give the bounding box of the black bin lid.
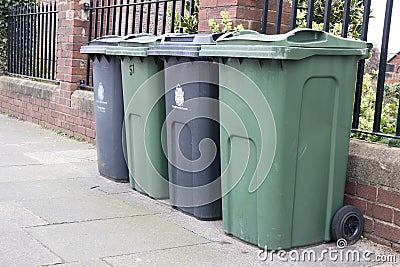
[80,35,121,55]
[147,33,218,57]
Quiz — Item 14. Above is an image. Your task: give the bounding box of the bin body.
[148,35,222,220]
[200,29,369,248]
[107,35,169,199]
[80,36,128,182]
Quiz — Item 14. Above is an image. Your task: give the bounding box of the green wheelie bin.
[200,29,370,249]
[106,34,169,199]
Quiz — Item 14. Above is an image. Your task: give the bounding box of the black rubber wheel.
[331,205,364,245]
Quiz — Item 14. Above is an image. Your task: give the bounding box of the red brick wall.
[344,181,400,251]
[57,0,88,84]
[0,77,96,143]
[344,140,400,251]
[344,180,400,251]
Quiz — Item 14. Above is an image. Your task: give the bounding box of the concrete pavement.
[0,113,398,266]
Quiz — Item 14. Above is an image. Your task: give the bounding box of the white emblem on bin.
[172,84,188,110]
[96,82,107,113]
[98,82,105,101]
[175,84,184,107]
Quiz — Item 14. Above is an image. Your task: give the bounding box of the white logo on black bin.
[175,84,184,107]
[98,82,105,102]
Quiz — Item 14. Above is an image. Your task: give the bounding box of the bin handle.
[216,30,260,42]
[121,33,154,41]
[237,30,260,35]
[286,29,327,44]
[93,35,120,41]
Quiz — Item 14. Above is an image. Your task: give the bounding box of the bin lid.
[199,28,370,60]
[80,35,121,55]
[147,33,218,57]
[106,33,161,57]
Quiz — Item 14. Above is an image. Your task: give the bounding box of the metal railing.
[260,0,399,140]
[6,2,58,82]
[82,0,196,88]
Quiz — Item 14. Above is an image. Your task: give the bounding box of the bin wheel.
[331,205,364,245]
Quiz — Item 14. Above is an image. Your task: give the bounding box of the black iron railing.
[260,0,399,140]
[6,2,58,82]
[82,0,196,88]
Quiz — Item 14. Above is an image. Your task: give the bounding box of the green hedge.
[0,0,35,74]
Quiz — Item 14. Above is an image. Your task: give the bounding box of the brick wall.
[57,0,89,84]
[0,76,95,142]
[344,140,400,251]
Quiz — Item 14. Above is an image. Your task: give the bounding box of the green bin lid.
[199,28,370,60]
[80,35,121,55]
[106,33,161,57]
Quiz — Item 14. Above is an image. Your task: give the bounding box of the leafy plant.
[291,0,365,39]
[170,0,199,33]
[351,74,399,144]
[0,0,36,75]
[72,135,85,142]
[208,11,244,33]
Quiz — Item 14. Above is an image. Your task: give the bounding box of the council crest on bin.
[98,82,105,102]
[175,84,184,107]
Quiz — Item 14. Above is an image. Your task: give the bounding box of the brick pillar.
[56,0,89,109]
[198,0,292,34]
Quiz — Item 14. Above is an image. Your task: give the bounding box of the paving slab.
[0,161,99,183]
[103,242,257,267]
[0,152,41,167]
[0,139,94,155]
[47,259,112,267]
[164,209,226,243]
[0,229,62,267]
[19,194,156,224]
[26,215,209,262]
[0,123,65,145]
[0,179,93,202]
[24,149,96,165]
[114,192,228,243]
[70,160,102,177]
[0,115,94,161]
[0,116,93,149]
[0,201,48,230]
[113,192,177,215]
